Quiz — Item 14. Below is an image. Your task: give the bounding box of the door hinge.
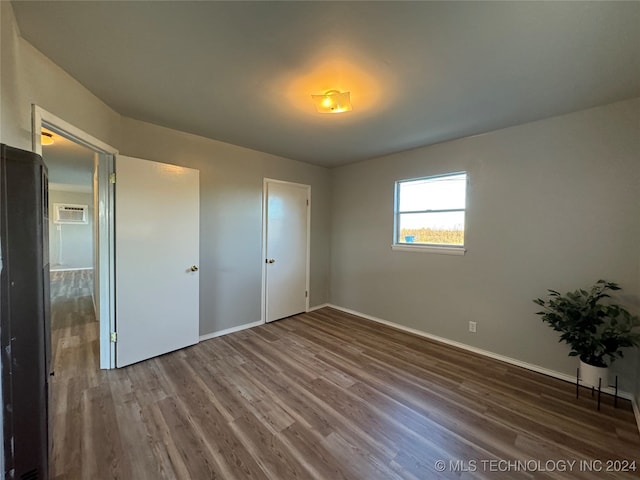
[306,199,309,206]
[305,290,308,298]
[109,173,116,184]
[110,331,117,343]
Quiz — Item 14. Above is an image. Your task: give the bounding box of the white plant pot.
[579,359,609,388]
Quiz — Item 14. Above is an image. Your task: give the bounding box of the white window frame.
[392,171,467,256]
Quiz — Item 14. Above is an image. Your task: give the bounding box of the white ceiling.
[12,1,640,167]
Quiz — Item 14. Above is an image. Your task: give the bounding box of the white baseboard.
[199,320,264,342]
[200,305,330,341]
[323,303,634,402]
[50,267,94,272]
[308,303,331,312]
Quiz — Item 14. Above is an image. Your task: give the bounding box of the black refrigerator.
[0,143,50,480]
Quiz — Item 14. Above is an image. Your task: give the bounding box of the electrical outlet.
[469,321,477,333]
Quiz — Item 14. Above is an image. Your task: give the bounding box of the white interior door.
[264,180,309,322]
[115,156,199,367]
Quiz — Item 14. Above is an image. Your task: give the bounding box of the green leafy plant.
[533,280,640,367]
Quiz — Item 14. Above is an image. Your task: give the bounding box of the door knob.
[190,265,199,272]
[266,259,275,264]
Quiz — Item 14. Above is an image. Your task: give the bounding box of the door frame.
[32,105,117,369]
[261,178,311,324]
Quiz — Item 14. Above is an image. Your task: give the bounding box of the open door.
[115,156,199,367]
[264,179,310,322]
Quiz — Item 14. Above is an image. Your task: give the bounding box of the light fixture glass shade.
[41,132,54,146]
[311,90,352,113]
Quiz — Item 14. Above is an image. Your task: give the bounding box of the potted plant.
[533,280,640,388]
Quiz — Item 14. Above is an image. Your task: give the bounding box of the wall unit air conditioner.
[54,203,88,224]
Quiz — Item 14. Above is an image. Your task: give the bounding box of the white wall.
[48,190,93,270]
[331,99,640,392]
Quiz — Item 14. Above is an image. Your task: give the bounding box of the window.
[393,172,467,253]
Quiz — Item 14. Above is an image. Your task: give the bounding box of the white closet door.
[264,180,309,322]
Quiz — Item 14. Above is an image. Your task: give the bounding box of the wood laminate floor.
[50,271,640,479]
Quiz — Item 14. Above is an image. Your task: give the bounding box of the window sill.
[391,244,466,256]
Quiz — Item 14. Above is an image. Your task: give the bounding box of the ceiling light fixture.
[41,132,54,146]
[311,90,352,114]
